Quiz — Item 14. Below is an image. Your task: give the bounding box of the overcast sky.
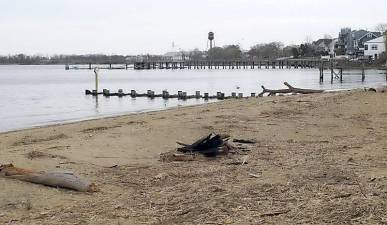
[0,0,386,55]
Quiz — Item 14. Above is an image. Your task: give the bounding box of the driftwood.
[260,209,290,217]
[258,82,324,97]
[0,164,98,192]
[366,86,387,93]
[233,138,257,144]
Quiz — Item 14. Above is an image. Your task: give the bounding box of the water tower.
[208,32,215,50]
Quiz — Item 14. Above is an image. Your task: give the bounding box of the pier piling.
[195,91,201,98]
[131,90,136,98]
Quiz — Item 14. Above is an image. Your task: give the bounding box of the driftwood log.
[258,82,324,97]
[0,164,98,192]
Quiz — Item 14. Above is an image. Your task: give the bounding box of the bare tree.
[323,34,333,39]
[304,36,313,44]
[375,23,387,32]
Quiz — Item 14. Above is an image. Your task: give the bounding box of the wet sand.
[0,90,386,224]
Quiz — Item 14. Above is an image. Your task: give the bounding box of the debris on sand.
[233,138,257,144]
[160,133,248,162]
[0,164,98,192]
[176,133,233,156]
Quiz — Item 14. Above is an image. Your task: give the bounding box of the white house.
[364,36,386,60]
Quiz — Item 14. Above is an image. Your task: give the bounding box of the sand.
[0,90,386,225]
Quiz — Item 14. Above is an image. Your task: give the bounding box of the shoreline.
[0,88,358,135]
[0,100,220,135]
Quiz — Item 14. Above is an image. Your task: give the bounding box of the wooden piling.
[162,90,169,99]
[330,61,334,83]
[361,63,365,82]
[195,91,201,98]
[118,89,123,97]
[131,90,136,98]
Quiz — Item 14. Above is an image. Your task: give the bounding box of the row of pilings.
[133,60,319,70]
[85,89,254,100]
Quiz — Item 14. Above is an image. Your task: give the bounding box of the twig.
[260,209,290,217]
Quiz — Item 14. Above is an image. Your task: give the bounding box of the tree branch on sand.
[258,82,324,97]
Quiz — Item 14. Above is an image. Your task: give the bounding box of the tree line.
[0,42,306,65]
[0,54,130,65]
[1,36,386,65]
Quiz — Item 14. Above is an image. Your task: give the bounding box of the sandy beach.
[0,90,386,224]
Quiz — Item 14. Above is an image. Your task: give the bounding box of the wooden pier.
[67,59,322,71]
[69,59,387,84]
[317,61,387,83]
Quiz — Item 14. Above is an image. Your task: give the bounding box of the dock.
[67,59,322,71]
[69,59,387,83]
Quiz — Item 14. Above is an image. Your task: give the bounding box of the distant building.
[313,39,332,52]
[364,36,386,60]
[313,38,338,57]
[329,39,338,57]
[336,28,382,56]
[164,51,190,61]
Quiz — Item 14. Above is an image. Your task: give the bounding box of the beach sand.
[0,90,386,224]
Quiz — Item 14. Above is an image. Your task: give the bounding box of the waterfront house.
[364,36,386,60]
[312,38,338,57]
[336,28,382,56]
[313,39,332,53]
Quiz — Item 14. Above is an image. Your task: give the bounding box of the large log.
[0,164,98,192]
[258,86,292,97]
[284,82,324,94]
[258,82,324,97]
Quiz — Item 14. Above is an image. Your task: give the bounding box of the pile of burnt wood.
[177,133,235,157]
[160,133,255,162]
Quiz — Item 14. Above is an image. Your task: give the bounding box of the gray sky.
[0,0,386,55]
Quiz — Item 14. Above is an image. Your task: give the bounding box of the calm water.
[0,65,386,133]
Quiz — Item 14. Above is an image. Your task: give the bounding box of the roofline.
[358,32,379,41]
[364,36,385,44]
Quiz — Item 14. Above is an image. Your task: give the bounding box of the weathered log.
[284,82,324,94]
[0,164,98,192]
[258,86,292,97]
[258,82,324,97]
